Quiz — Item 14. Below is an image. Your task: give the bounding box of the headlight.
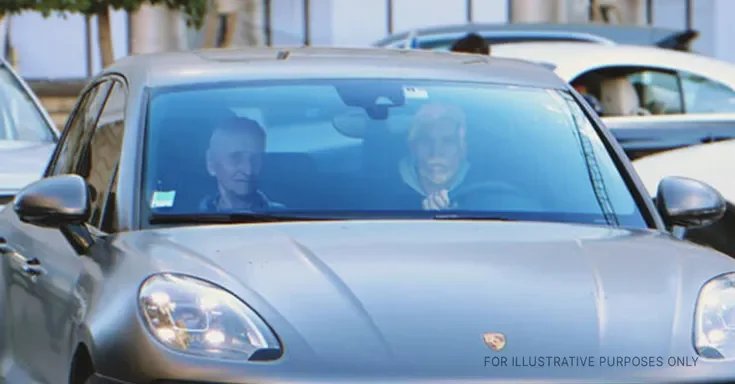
[138,273,281,361]
[694,272,735,359]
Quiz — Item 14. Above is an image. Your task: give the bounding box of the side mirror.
[655,176,727,229]
[13,174,94,254]
[13,174,90,228]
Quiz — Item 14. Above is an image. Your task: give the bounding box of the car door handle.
[1,237,45,278]
[0,236,12,255]
[22,258,44,277]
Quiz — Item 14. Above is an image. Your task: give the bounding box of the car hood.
[135,221,735,377]
[0,140,54,195]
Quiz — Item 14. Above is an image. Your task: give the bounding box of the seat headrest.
[599,77,642,116]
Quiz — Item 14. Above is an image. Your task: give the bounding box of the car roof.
[490,42,735,84]
[375,22,684,46]
[106,47,568,90]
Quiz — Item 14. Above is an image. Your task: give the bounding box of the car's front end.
[89,62,735,383]
[76,220,735,383]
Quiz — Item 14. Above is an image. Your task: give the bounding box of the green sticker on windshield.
[151,190,176,208]
[403,86,429,99]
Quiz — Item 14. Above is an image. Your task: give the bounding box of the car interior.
[571,67,679,116]
[143,83,638,222]
[149,101,365,213]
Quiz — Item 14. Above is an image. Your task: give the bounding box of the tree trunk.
[2,15,18,70]
[168,8,188,51]
[222,13,238,47]
[242,0,264,46]
[214,0,240,47]
[590,0,603,22]
[202,0,219,48]
[97,6,115,68]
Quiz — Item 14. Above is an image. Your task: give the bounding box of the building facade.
[0,0,732,79]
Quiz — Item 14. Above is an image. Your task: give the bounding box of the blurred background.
[0,0,725,126]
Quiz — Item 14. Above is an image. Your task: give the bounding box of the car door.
[34,78,127,383]
[0,78,113,383]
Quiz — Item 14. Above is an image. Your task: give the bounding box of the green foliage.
[0,0,45,16]
[1,0,208,28]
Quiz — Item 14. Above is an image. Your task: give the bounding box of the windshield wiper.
[149,212,333,225]
[430,213,516,221]
[149,211,520,225]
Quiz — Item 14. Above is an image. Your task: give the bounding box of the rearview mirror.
[13,174,90,228]
[655,176,726,229]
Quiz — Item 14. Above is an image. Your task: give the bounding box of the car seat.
[258,152,320,209]
[599,77,652,116]
[632,82,668,114]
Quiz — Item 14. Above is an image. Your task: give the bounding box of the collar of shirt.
[398,157,470,196]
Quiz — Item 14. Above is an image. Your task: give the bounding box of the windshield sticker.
[403,87,429,99]
[151,190,176,208]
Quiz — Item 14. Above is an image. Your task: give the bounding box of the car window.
[0,64,55,142]
[679,72,735,113]
[572,67,683,116]
[84,80,126,229]
[47,81,112,176]
[143,79,647,229]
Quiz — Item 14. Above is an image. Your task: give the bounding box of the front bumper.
[95,359,735,384]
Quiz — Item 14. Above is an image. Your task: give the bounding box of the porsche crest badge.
[483,333,506,352]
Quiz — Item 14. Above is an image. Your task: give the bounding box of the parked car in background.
[489,42,735,158]
[633,140,735,258]
[0,47,734,383]
[0,57,59,208]
[374,22,699,51]
[492,42,735,117]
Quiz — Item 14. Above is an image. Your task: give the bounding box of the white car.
[491,42,735,118]
[0,58,59,208]
[634,140,735,200]
[633,140,735,257]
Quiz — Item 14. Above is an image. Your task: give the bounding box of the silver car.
[0,57,59,208]
[1,47,734,383]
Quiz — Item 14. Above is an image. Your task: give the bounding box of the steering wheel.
[448,181,542,210]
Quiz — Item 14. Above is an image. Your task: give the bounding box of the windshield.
[0,64,55,142]
[143,79,647,228]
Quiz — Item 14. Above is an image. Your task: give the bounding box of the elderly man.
[398,103,474,210]
[200,116,284,211]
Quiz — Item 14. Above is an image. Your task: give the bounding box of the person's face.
[410,119,465,186]
[207,130,264,197]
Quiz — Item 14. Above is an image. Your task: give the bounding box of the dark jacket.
[199,190,285,212]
